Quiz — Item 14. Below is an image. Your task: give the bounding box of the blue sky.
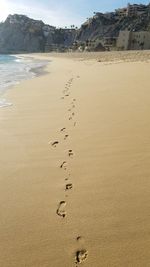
[0,0,149,27]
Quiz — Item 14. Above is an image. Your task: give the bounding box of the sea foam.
[0,55,49,108]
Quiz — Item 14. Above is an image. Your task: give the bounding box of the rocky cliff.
[76,10,150,42]
[1,6,150,53]
[0,14,76,53]
[0,15,46,53]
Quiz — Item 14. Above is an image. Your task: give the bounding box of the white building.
[117,30,150,50]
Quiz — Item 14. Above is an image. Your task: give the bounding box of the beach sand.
[1,51,150,266]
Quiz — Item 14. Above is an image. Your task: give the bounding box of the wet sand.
[1,51,150,266]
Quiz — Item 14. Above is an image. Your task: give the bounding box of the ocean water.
[0,55,49,107]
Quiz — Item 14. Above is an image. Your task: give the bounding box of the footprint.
[51,141,59,147]
[68,149,74,157]
[74,122,76,127]
[56,201,66,218]
[64,134,69,140]
[75,250,88,264]
[60,161,67,170]
[65,183,73,190]
[69,117,72,120]
[60,127,66,132]
[72,112,75,116]
[76,236,83,242]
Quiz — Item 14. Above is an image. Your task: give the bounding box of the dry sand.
[0,51,150,266]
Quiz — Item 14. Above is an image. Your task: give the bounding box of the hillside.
[0,14,76,53]
[76,11,150,42]
[1,4,150,53]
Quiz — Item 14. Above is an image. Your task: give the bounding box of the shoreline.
[1,52,150,266]
[0,55,49,108]
[24,49,150,63]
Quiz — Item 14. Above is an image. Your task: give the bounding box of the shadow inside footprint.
[60,161,67,170]
[64,134,69,140]
[76,236,83,242]
[56,201,66,218]
[60,127,66,132]
[65,183,73,190]
[68,150,74,157]
[51,141,59,147]
[75,250,88,264]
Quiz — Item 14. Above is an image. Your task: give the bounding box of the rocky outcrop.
[0,14,76,53]
[45,28,77,52]
[0,15,46,53]
[1,5,150,53]
[76,10,150,43]
[76,14,116,41]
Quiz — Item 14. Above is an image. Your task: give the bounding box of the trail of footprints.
[50,76,88,265]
